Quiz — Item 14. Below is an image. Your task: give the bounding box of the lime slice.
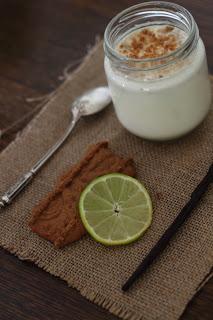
[79,173,152,245]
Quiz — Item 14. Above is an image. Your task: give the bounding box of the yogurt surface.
[116,25,186,59]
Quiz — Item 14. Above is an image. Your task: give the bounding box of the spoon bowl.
[72,86,111,116]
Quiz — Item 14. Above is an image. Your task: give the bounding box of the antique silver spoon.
[0,86,111,207]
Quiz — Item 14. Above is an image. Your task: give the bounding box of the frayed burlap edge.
[1,234,213,320]
[0,39,212,320]
[0,241,143,320]
[0,38,102,160]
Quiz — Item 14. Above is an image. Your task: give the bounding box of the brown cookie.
[29,141,135,248]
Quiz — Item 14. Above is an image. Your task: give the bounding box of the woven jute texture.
[0,42,212,320]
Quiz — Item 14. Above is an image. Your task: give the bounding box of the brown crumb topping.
[117,26,185,59]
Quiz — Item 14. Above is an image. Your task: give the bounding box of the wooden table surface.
[0,1,212,319]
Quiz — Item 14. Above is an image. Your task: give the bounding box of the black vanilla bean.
[122,163,213,291]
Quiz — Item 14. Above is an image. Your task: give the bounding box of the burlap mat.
[0,41,212,320]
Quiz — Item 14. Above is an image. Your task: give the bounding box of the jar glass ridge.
[104,1,199,72]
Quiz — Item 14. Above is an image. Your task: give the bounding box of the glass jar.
[104,1,211,141]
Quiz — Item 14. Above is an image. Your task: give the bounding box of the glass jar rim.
[104,1,199,70]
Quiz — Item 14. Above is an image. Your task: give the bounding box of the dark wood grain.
[0,1,212,319]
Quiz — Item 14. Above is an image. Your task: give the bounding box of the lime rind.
[79,173,152,246]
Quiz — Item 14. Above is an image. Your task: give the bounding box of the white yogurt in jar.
[104,24,211,140]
